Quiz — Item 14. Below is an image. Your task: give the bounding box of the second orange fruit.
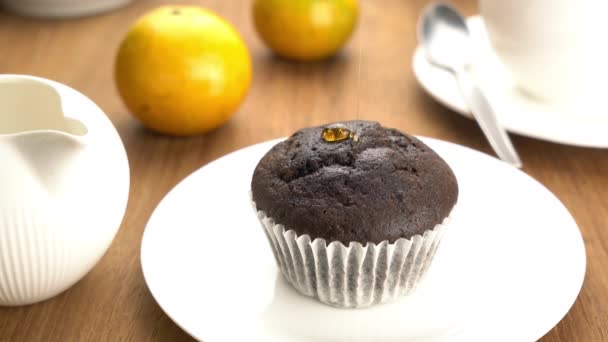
[253,0,358,61]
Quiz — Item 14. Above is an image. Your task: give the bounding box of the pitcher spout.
[0,76,88,197]
[6,130,86,199]
[0,76,87,137]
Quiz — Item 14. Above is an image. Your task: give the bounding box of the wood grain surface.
[0,0,606,341]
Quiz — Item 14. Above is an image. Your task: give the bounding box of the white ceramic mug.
[480,0,608,103]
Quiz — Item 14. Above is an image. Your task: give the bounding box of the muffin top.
[251,120,458,245]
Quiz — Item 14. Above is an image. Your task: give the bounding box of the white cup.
[480,0,608,103]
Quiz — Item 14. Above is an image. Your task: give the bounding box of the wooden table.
[0,0,606,340]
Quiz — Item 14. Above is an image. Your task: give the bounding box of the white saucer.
[141,138,586,342]
[413,16,608,148]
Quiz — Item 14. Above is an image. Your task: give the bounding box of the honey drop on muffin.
[322,124,358,142]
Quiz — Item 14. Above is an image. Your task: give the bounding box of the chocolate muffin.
[251,120,458,308]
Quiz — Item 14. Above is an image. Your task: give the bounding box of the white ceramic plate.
[141,138,586,342]
[412,16,608,148]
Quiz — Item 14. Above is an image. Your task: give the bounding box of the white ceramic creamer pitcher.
[0,75,130,306]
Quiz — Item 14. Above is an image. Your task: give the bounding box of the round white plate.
[412,16,608,148]
[141,138,586,342]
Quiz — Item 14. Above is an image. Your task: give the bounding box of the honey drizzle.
[322,20,363,143]
[355,24,363,121]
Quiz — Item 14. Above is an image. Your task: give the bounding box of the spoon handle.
[454,67,522,168]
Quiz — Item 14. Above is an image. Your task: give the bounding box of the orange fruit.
[115,6,252,136]
[253,0,358,61]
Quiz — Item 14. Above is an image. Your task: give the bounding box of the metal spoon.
[418,2,522,168]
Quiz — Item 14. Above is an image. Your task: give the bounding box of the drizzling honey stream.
[321,22,363,143]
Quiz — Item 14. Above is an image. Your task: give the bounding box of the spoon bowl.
[418,4,473,70]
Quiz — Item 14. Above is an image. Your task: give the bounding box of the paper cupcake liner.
[253,202,451,308]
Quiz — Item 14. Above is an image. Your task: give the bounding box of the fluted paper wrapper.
[254,204,450,308]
